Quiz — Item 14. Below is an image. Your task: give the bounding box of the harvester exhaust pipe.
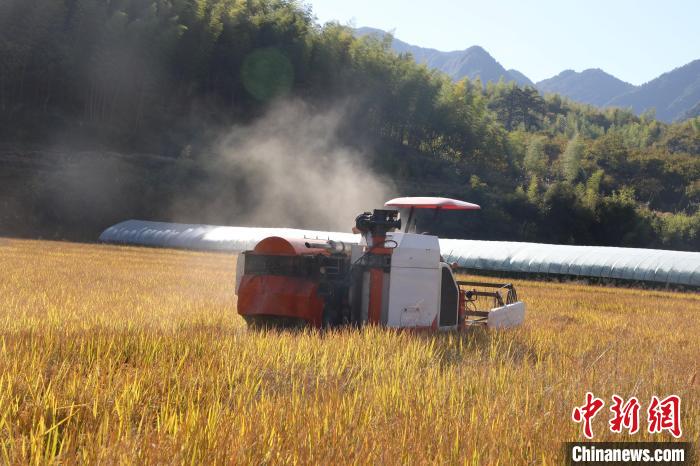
[304,240,350,254]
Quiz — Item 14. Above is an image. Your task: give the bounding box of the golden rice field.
[0,238,698,464]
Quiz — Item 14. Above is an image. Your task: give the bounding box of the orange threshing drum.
[238,236,329,327]
[237,275,325,327]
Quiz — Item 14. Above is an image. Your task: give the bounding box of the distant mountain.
[355,27,531,86]
[355,27,700,122]
[507,69,534,87]
[537,64,700,122]
[536,69,634,107]
[684,101,700,120]
[606,60,700,122]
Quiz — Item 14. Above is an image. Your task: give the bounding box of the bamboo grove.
[0,0,698,249]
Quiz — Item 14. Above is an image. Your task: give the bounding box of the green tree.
[524,136,548,179]
[584,169,605,209]
[527,176,539,204]
[561,134,584,183]
[541,182,593,244]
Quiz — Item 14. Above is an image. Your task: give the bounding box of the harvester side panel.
[385,232,443,328]
[388,267,440,328]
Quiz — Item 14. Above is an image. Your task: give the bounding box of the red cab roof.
[384,197,480,210]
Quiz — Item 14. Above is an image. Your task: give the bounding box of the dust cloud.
[209,100,394,231]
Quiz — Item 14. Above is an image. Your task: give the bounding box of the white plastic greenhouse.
[100,220,700,287]
[99,220,358,252]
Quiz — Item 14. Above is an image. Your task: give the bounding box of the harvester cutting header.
[235,197,525,330]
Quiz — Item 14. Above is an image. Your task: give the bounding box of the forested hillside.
[0,0,698,250]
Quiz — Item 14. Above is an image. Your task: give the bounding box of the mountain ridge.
[355,26,700,122]
[355,27,529,87]
[605,59,700,122]
[536,68,635,107]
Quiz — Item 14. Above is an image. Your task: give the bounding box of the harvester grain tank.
[235,197,525,329]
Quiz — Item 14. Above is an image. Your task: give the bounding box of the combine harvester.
[235,197,524,329]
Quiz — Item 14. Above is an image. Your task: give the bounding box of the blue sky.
[305,0,700,85]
